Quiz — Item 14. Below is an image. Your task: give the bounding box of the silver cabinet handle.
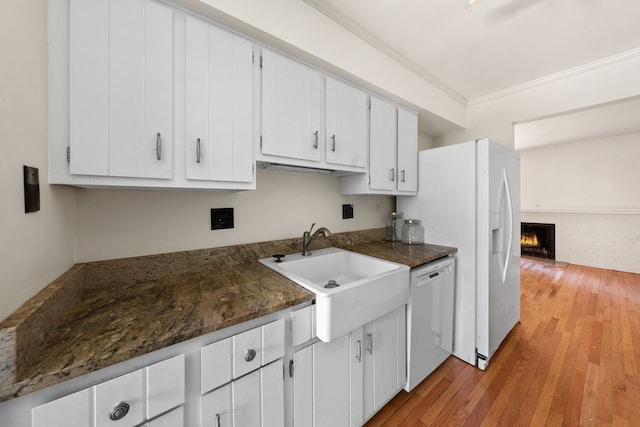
[156,133,162,160]
[331,135,336,152]
[196,138,202,164]
[289,359,295,377]
[367,333,373,354]
[356,340,362,363]
[313,131,319,149]
[216,413,221,427]
[245,349,256,362]
[401,169,406,182]
[109,402,130,421]
[389,168,395,182]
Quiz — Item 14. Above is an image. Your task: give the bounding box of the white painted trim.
[469,47,640,106]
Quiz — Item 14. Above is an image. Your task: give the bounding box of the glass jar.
[401,219,424,245]
[386,211,404,242]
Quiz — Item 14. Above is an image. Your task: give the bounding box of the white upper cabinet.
[369,96,398,192]
[260,48,323,162]
[339,97,418,195]
[325,77,368,169]
[69,0,173,179]
[396,107,419,193]
[185,16,254,183]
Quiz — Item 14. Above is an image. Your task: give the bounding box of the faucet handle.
[308,223,316,233]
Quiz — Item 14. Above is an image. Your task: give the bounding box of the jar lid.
[404,219,421,224]
[390,211,403,218]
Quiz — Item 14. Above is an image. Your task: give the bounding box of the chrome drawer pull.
[109,402,130,421]
[245,349,256,362]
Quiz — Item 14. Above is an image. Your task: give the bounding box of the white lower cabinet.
[32,354,185,427]
[201,318,285,427]
[362,307,406,421]
[291,306,406,427]
[313,333,351,427]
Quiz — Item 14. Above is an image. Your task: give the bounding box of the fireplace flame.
[521,233,539,247]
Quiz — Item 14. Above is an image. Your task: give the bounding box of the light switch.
[23,165,40,213]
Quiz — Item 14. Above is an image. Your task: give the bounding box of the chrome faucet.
[302,223,331,256]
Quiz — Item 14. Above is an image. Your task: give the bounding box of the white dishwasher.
[405,256,455,391]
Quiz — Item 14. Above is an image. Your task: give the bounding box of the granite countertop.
[0,229,456,402]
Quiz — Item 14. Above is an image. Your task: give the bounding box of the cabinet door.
[293,346,313,427]
[261,48,322,162]
[69,0,173,179]
[145,406,184,427]
[185,16,253,183]
[94,369,144,427]
[32,387,92,427]
[313,333,350,427]
[261,361,285,427]
[368,97,397,191]
[363,307,404,421]
[349,328,364,427]
[232,370,261,427]
[202,384,232,427]
[326,77,368,168]
[397,107,418,193]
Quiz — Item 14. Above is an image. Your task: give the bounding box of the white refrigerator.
[398,138,520,370]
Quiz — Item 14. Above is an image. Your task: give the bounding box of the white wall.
[75,170,392,262]
[521,211,640,273]
[520,133,640,211]
[435,55,640,272]
[0,1,76,321]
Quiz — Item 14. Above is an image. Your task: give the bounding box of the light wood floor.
[365,257,640,426]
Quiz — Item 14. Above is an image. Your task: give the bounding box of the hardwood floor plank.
[363,259,640,427]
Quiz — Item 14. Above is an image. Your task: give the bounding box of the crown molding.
[301,0,468,106]
[469,47,640,106]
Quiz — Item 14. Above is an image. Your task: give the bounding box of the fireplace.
[521,222,556,260]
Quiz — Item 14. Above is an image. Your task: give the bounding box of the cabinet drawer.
[146,354,185,420]
[32,387,91,427]
[94,369,144,427]
[201,337,233,394]
[33,354,184,427]
[233,326,262,378]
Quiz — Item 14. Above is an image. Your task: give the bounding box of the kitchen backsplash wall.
[75,169,393,263]
[0,1,76,323]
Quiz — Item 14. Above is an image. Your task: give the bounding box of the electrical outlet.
[342,204,354,219]
[211,208,234,230]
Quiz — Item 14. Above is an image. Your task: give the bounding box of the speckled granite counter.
[0,228,455,402]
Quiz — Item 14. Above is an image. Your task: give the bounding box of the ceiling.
[302,0,640,103]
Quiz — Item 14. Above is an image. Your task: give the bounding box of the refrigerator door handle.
[501,169,514,284]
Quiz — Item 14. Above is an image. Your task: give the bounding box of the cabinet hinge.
[252,163,255,175]
[260,135,263,148]
[66,146,70,163]
[367,99,372,110]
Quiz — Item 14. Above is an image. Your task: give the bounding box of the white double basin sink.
[260,247,409,342]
